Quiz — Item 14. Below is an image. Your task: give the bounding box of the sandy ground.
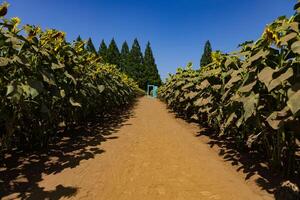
[12,97,274,200]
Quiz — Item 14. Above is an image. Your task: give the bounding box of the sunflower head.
[11,17,21,31]
[263,26,280,45]
[52,31,66,40]
[0,2,9,17]
[25,25,41,41]
[211,51,223,66]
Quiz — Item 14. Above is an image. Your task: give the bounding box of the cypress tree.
[107,38,120,67]
[86,37,96,53]
[76,35,82,42]
[98,39,108,62]
[120,41,130,73]
[200,40,213,67]
[129,38,144,89]
[144,42,161,87]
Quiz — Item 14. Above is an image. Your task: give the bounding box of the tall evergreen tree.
[86,37,96,53]
[144,42,161,87]
[120,41,130,72]
[200,40,213,67]
[106,38,120,67]
[129,38,144,89]
[76,35,82,42]
[98,39,108,62]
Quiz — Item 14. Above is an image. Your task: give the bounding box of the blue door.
[147,85,158,98]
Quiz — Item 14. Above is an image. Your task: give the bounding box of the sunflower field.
[0,3,141,150]
[159,2,300,177]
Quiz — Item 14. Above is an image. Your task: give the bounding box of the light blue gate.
[147,84,158,98]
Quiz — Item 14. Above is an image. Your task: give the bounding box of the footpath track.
[5,97,273,200]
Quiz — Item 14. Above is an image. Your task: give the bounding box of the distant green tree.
[86,37,96,53]
[144,42,161,87]
[200,40,213,67]
[76,35,82,42]
[128,38,144,89]
[98,39,108,62]
[120,41,130,73]
[107,38,120,67]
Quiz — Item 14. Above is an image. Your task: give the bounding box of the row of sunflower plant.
[159,1,300,177]
[0,3,141,150]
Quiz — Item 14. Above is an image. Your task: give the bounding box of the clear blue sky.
[6,0,295,80]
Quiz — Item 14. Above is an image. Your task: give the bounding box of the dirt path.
[31,97,271,199]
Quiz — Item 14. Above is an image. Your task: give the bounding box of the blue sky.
[6,0,295,80]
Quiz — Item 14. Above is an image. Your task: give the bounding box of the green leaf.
[196,79,210,90]
[267,112,283,130]
[0,57,9,67]
[194,96,212,106]
[176,80,185,87]
[289,22,299,32]
[288,83,300,98]
[225,75,241,89]
[280,32,297,45]
[212,84,221,90]
[51,62,65,69]
[258,67,274,87]
[58,121,66,127]
[64,71,77,85]
[97,85,105,93]
[69,97,82,107]
[246,132,262,148]
[21,84,31,98]
[182,82,194,90]
[26,85,39,98]
[190,114,198,121]
[248,49,269,64]
[185,91,198,100]
[268,68,293,91]
[12,55,24,65]
[221,89,231,101]
[266,107,289,130]
[174,90,180,98]
[27,80,44,98]
[239,81,257,93]
[6,85,14,96]
[287,90,300,114]
[291,40,300,54]
[225,58,233,68]
[6,37,21,50]
[236,115,243,128]
[201,68,222,77]
[224,112,237,129]
[41,71,56,85]
[6,84,23,101]
[198,106,211,113]
[60,89,65,98]
[179,97,186,102]
[243,93,259,122]
[184,102,191,111]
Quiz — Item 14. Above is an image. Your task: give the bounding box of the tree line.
[78,36,214,88]
[77,36,162,90]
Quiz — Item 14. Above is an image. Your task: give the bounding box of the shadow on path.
[0,103,136,200]
[165,107,299,200]
[196,128,300,200]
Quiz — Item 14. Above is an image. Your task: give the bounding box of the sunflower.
[0,2,9,17]
[263,26,280,45]
[11,17,21,32]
